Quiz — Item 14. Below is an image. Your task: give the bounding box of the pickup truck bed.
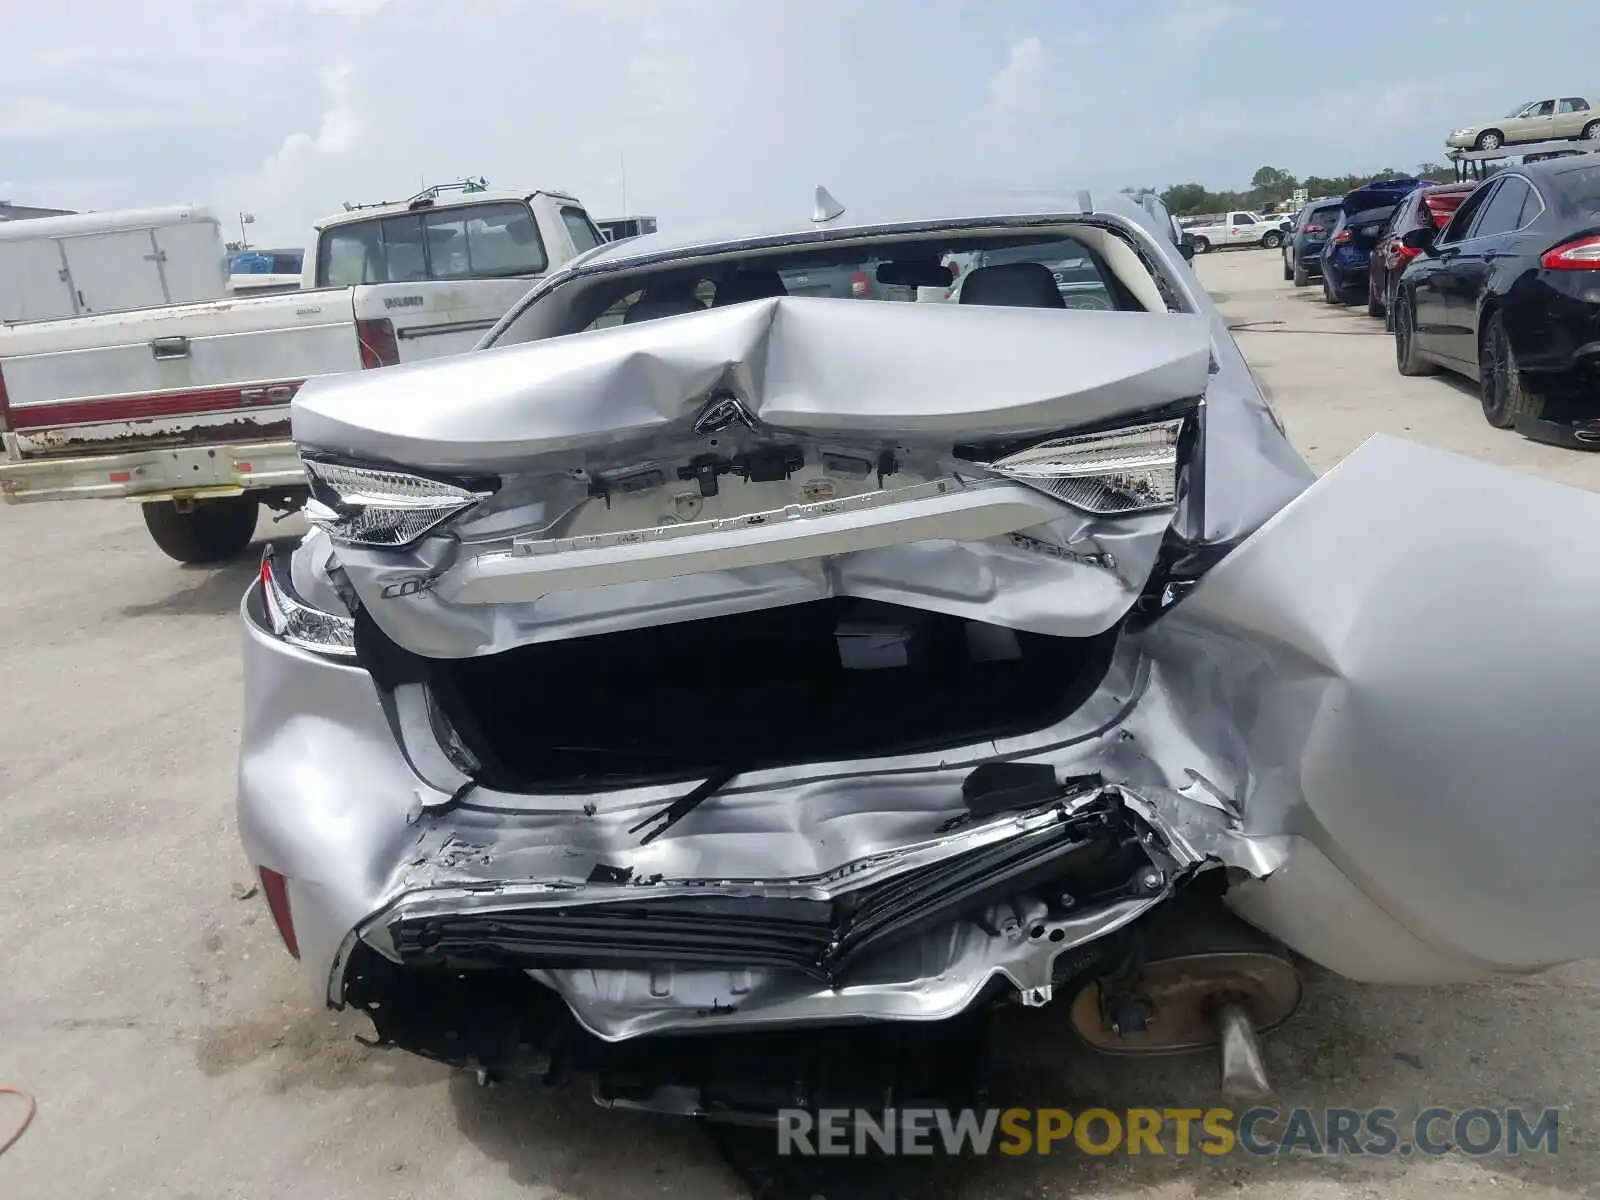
[0,186,605,563]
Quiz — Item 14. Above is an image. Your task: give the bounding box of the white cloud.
[222,63,364,216]
[985,36,1051,119]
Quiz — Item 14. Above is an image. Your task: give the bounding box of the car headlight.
[302,457,493,549]
[980,418,1183,514]
[258,546,356,657]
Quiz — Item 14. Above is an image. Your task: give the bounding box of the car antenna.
[812,185,846,224]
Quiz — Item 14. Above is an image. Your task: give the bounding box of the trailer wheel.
[141,495,260,564]
[1474,129,1503,150]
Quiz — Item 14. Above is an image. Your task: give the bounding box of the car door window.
[1560,98,1590,114]
[1437,182,1496,245]
[1532,100,1556,117]
[1468,177,1532,239]
[1233,213,1256,225]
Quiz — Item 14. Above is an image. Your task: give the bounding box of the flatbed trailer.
[1448,138,1600,181]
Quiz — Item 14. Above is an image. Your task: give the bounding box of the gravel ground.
[2,248,1597,1199]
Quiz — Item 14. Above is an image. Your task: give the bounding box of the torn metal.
[239,198,1600,1110]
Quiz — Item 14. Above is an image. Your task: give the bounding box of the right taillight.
[357,317,399,368]
[984,418,1184,515]
[849,271,871,298]
[1332,229,1352,244]
[1540,235,1600,270]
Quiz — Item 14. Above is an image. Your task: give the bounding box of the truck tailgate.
[0,288,362,455]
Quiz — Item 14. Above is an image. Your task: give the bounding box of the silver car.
[239,190,1600,1116]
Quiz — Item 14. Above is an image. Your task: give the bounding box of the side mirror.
[1400,227,1436,253]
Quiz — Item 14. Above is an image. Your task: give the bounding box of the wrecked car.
[237,187,1600,1118]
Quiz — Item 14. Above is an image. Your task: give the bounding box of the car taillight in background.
[1540,236,1600,270]
[357,317,400,368]
[1301,224,1323,235]
[1332,229,1352,244]
[850,271,871,298]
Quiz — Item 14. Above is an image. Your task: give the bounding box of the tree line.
[1130,163,1467,216]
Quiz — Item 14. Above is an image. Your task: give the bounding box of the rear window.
[317,201,547,285]
[1553,164,1600,209]
[1306,205,1342,228]
[495,228,1156,345]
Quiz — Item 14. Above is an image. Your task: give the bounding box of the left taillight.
[357,317,399,368]
[258,546,357,658]
[1332,229,1352,244]
[1541,235,1600,270]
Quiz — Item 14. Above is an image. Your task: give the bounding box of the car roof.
[569,189,1148,271]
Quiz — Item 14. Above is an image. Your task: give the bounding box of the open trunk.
[427,598,1119,791]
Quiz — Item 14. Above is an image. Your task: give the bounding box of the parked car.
[0,184,605,564]
[1282,197,1343,285]
[238,187,1600,1123]
[1184,210,1285,253]
[1320,178,1426,305]
[1392,156,1600,447]
[1448,97,1600,151]
[1367,182,1476,325]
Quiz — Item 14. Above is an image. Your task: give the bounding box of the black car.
[1392,156,1600,447]
[1282,198,1343,286]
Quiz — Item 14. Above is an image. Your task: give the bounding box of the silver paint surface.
[239,191,1600,1042]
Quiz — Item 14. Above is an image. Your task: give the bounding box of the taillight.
[0,363,10,433]
[849,271,871,298]
[1333,229,1352,244]
[357,317,399,368]
[258,866,300,959]
[1396,244,1421,261]
[258,546,356,657]
[1540,235,1600,270]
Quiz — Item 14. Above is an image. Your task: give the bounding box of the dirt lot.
[2,248,1598,1200]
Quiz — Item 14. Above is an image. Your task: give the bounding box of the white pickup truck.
[0,183,605,563]
[1182,210,1291,253]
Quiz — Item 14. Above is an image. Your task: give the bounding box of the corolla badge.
[694,395,759,436]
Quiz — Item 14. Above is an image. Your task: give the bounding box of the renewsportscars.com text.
[776,1106,1560,1157]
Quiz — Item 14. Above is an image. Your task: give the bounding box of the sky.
[2,0,1597,246]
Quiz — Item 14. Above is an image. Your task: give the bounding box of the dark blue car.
[1320,178,1426,306]
[1283,197,1343,287]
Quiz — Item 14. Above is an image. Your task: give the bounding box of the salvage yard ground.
[2,250,1598,1200]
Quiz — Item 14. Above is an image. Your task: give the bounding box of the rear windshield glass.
[317,201,547,285]
[491,228,1158,346]
[573,237,1123,333]
[1306,206,1342,227]
[1554,164,1600,209]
